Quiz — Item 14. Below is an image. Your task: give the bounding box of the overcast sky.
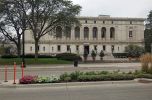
[71,0,152,18]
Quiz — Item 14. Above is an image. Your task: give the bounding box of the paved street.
[0,82,152,100]
[0,63,141,81]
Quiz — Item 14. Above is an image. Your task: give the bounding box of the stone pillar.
[98,27,101,40]
[71,27,75,40]
[89,26,92,40]
[62,27,66,40]
[106,27,110,41]
[70,45,75,53]
[80,27,84,40]
[114,27,117,41]
[79,45,84,55]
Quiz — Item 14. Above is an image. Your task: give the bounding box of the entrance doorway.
[84,45,90,54]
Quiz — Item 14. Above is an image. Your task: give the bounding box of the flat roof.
[77,16,146,21]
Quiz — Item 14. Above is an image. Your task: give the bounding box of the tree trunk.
[35,39,39,59]
[17,43,21,57]
[17,38,21,58]
[14,39,21,58]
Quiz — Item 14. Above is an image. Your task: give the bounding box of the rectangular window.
[57,45,61,52]
[129,31,133,37]
[94,45,97,51]
[130,21,132,24]
[52,47,54,52]
[85,20,87,23]
[30,46,32,51]
[38,46,39,51]
[94,20,96,24]
[76,45,79,51]
[103,45,106,51]
[43,46,45,51]
[67,45,70,51]
[111,45,114,52]
[103,21,105,24]
[112,21,114,24]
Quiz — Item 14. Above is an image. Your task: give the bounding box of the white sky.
[71,0,152,18]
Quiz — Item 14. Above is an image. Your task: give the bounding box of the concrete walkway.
[0,62,141,70]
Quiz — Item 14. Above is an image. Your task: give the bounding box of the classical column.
[62,27,65,40]
[80,27,84,40]
[89,26,92,40]
[114,26,118,41]
[97,27,101,40]
[106,27,110,41]
[71,27,75,40]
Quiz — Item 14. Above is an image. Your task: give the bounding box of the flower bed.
[19,75,60,84]
[19,71,152,84]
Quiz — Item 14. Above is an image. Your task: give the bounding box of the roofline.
[76,16,146,21]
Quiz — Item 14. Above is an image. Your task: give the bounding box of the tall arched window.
[84,27,89,39]
[75,26,80,39]
[101,27,106,38]
[93,27,98,38]
[56,26,62,38]
[110,27,115,39]
[65,26,71,38]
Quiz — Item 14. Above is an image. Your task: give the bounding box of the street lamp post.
[22,29,26,67]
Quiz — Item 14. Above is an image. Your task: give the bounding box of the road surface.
[0,82,152,100]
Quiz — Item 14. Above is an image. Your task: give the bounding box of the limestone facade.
[25,15,145,55]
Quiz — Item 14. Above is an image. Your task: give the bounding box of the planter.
[135,57,139,61]
[128,57,132,62]
[74,61,78,67]
[92,57,96,61]
[84,57,87,62]
[100,57,103,60]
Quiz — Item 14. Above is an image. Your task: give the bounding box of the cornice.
[25,40,144,44]
[77,16,146,21]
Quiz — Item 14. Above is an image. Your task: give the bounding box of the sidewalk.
[1,78,152,89]
[0,79,137,88]
[0,63,141,70]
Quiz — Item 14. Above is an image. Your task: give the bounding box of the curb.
[134,78,152,83]
[0,80,137,88]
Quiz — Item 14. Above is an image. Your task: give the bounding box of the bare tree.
[0,0,81,58]
[20,0,81,58]
[0,0,28,57]
[0,33,10,46]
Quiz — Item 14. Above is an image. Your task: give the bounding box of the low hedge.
[60,71,83,82]
[78,74,135,82]
[56,53,82,61]
[1,55,18,58]
[135,74,152,79]
[24,54,55,58]
[1,54,55,58]
[59,71,152,82]
[113,53,128,58]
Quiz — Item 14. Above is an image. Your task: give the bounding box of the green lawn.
[0,58,72,65]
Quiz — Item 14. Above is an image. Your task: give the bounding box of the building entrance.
[84,45,90,54]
